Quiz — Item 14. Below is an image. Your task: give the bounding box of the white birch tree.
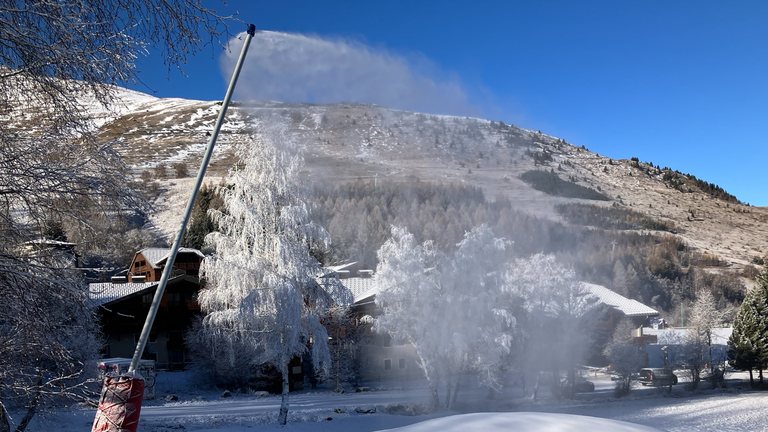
[197,125,350,425]
[505,253,601,399]
[374,225,514,411]
[685,289,727,388]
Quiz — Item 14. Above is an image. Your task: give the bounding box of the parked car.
[638,368,678,386]
[562,375,595,393]
[574,379,595,393]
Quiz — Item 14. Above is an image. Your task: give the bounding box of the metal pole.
[128,24,256,373]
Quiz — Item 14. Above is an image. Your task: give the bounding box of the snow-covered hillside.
[90,88,768,270]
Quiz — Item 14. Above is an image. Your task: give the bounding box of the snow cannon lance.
[91,23,257,432]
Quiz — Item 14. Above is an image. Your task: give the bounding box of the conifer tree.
[728,267,768,386]
[728,289,763,385]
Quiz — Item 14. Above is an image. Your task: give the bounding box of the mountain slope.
[91,91,767,273]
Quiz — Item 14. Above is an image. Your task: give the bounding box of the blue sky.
[130,1,768,206]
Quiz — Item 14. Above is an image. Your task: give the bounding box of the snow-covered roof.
[326,262,358,273]
[137,247,205,269]
[89,281,158,307]
[644,327,733,345]
[581,282,659,317]
[25,239,77,247]
[342,277,379,303]
[89,274,200,307]
[340,278,658,315]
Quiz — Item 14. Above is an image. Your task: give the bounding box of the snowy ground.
[21,370,768,432]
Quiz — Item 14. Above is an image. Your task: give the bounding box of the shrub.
[153,163,168,179]
[742,264,760,280]
[172,162,189,178]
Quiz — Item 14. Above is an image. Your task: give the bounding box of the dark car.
[575,380,595,392]
[562,376,595,393]
[638,368,678,386]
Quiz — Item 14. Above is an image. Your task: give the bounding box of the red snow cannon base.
[91,372,145,432]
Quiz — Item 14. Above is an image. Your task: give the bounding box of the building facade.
[90,247,205,370]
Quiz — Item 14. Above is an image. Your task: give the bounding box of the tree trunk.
[707,332,714,377]
[689,366,700,390]
[15,375,43,432]
[749,369,754,387]
[567,367,576,399]
[532,371,541,400]
[760,368,764,385]
[428,381,440,413]
[486,385,495,401]
[335,340,341,392]
[451,377,460,408]
[444,377,452,410]
[278,361,290,426]
[520,373,528,398]
[551,370,562,399]
[0,400,10,432]
[416,351,439,412]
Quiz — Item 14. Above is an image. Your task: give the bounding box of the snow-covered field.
[19,370,768,432]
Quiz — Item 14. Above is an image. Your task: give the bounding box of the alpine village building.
[89,248,205,370]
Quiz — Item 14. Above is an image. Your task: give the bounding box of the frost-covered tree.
[0,3,230,431]
[374,225,513,411]
[449,225,515,400]
[0,253,101,432]
[505,253,601,399]
[679,332,706,390]
[603,318,645,397]
[613,260,628,297]
[686,290,727,388]
[625,264,642,300]
[196,127,350,425]
[675,290,727,390]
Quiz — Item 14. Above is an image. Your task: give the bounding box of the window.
[382,335,391,347]
[384,359,392,371]
[168,350,184,364]
[142,293,153,307]
[399,358,406,369]
[168,292,181,306]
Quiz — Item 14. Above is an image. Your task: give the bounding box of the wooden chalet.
[90,247,205,370]
[127,247,204,282]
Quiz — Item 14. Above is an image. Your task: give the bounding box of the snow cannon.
[89,20,257,431]
[91,372,145,432]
